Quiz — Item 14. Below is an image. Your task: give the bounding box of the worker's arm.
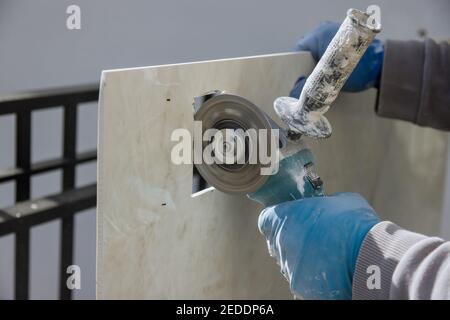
[258,193,450,299]
[292,23,450,130]
[353,220,450,299]
[377,39,450,130]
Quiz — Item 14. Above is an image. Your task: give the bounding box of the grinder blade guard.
[194,92,281,194]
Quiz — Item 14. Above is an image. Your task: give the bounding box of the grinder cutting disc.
[194,94,278,194]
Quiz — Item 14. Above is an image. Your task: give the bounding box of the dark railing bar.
[60,216,74,299]
[0,210,12,224]
[0,150,97,183]
[60,103,77,300]
[0,84,99,115]
[15,228,30,300]
[15,111,31,201]
[0,184,96,236]
[62,103,77,190]
[14,110,31,300]
[0,167,23,183]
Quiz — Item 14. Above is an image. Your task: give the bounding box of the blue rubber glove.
[258,192,380,300]
[290,21,384,97]
[248,148,324,207]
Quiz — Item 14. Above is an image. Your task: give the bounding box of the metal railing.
[0,84,99,300]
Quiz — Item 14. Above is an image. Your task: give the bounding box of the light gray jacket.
[353,39,450,300]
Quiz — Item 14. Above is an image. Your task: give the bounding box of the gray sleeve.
[352,221,450,300]
[376,39,450,130]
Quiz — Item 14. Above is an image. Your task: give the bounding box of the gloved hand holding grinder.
[258,22,450,300]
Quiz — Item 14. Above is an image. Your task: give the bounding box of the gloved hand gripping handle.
[274,8,381,138]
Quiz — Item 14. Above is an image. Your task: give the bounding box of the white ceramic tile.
[97,52,447,299]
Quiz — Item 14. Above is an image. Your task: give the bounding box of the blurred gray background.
[0,0,449,299]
